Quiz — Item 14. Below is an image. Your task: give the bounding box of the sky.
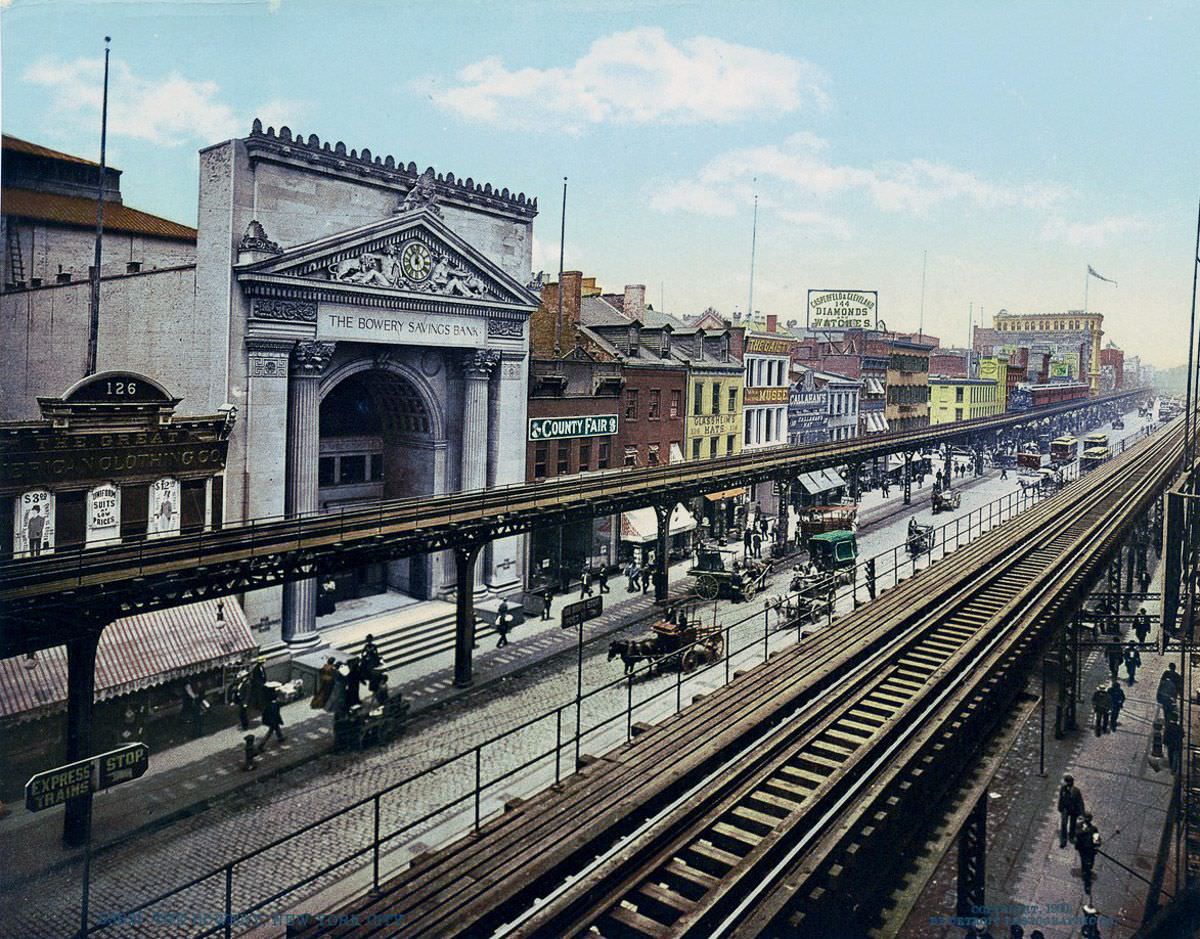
[2,0,1197,367]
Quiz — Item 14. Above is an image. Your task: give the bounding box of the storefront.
[619,504,698,564]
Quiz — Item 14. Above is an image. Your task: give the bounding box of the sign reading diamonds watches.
[807,290,878,331]
[528,415,618,441]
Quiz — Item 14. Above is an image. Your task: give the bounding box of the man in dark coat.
[597,567,609,594]
[258,690,285,751]
[248,656,268,713]
[752,531,763,559]
[743,527,753,559]
[495,600,512,648]
[1058,774,1084,848]
[580,567,593,598]
[1105,641,1123,682]
[541,584,554,621]
[344,656,363,709]
[1108,682,1126,729]
[1075,813,1100,893]
[1165,718,1183,773]
[361,634,383,691]
[1158,664,1181,713]
[1134,607,1151,645]
[1092,683,1111,736]
[1124,641,1141,684]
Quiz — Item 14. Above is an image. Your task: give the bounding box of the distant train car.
[1080,446,1110,473]
[1027,381,1091,410]
[1084,431,1110,452]
[1050,436,1078,464]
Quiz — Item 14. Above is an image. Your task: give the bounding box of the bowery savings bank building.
[4,121,540,650]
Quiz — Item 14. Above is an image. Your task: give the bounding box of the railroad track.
[290,415,1180,939]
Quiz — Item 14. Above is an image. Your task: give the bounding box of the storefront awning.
[865,412,889,433]
[669,442,684,464]
[797,468,847,495]
[0,598,256,722]
[864,378,886,396]
[704,487,747,502]
[621,505,699,543]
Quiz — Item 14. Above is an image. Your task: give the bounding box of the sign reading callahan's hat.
[807,290,878,331]
[528,414,618,441]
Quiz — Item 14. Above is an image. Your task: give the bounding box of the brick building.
[1099,342,1124,390]
[885,336,933,431]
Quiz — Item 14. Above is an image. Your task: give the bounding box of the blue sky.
[3,0,1197,366]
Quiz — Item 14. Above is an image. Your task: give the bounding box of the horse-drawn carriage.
[931,487,961,514]
[688,544,772,601]
[608,608,725,675]
[797,504,858,545]
[906,518,936,557]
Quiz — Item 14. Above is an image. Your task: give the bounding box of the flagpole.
[1084,266,1089,315]
[86,36,112,376]
[554,176,566,357]
[747,182,758,321]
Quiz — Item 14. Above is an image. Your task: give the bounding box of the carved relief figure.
[430,254,488,299]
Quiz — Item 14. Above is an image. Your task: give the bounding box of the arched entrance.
[318,364,443,606]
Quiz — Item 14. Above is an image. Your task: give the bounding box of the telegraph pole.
[554,177,567,357]
[86,37,112,376]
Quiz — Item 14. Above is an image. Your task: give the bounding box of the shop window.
[694,383,703,415]
[579,441,592,472]
[319,457,336,486]
[534,443,548,478]
[692,438,702,460]
[648,389,661,420]
[709,437,718,458]
[557,440,570,475]
[211,476,224,530]
[339,455,367,484]
[598,440,610,469]
[181,479,206,533]
[56,489,85,550]
[625,388,639,420]
[624,445,639,467]
[670,389,681,418]
[120,483,149,541]
[370,454,383,482]
[726,433,736,454]
[648,444,660,465]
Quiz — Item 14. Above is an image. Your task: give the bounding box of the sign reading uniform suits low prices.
[86,481,121,547]
[528,414,619,441]
[807,290,878,331]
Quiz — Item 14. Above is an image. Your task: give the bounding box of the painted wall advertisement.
[86,481,121,547]
[13,489,55,557]
[148,477,182,539]
[807,290,878,331]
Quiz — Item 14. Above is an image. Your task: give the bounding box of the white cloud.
[23,56,306,147]
[428,28,828,131]
[653,133,1069,222]
[776,209,852,240]
[1039,214,1155,247]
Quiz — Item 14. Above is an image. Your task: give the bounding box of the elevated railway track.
[0,390,1136,655]
[289,409,1182,939]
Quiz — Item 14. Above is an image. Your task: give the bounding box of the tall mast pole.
[86,36,111,376]
[918,249,927,340]
[554,177,567,357]
[1184,198,1200,467]
[747,183,758,322]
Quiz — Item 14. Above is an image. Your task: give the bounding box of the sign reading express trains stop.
[528,414,618,441]
[25,743,149,812]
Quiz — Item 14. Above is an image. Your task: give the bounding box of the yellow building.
[929,377,1002,425]
[685,368,744,460]
[977,356,1009,411]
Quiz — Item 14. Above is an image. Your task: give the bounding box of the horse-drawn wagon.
[906,518,936,557]
[688,544,772,601]
[608,608,724,675]
[931,487,961,514]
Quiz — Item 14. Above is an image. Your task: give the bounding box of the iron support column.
[956,791,988,919]
[461,351,499,598]
[453,542,484,688]
[653,502,676,604]
[903,451,913,505]
[63,629,102,847]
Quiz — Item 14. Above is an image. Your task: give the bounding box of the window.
[670,389,681,419]
[598,441,610,469]
[694,383,703,415]
[579,441,591,472]
[319,457,336,486]
[711,383,721,414]
[729,387,737,412]
[648,444,660,465]
[370,454,383,482]
[726,433,736,454]
[624,445,639,467]
[766,409,774,441]
[955,387,964,403]
[534,443,548,478]
[709,437,718,458]
[692,438,702,459]
[648,389,661,420]
[339,455,366,484]
[625,389,639,420]
[557,441,570,475]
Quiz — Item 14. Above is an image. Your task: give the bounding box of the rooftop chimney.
[766,313,778,333]
[624,284,646,324]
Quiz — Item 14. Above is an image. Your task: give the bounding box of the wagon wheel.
[694,574,719,601]
[682,648,701,672]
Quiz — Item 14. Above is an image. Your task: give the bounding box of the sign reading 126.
[401,241,432,282]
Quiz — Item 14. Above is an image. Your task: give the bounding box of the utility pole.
[86,36,112,376]
[747,182,758,322]
[918,249,927,340]
[554,177,567,357]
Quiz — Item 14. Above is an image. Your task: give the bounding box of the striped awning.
[621,505,699,543]
[0,598,255,722]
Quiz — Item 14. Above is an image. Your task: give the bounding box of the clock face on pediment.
[400,241,432,282]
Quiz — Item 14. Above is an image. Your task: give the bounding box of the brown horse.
[608,638,659,675]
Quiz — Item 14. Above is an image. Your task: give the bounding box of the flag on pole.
[1087,265,1117,287]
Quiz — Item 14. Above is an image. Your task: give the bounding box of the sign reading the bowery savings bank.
[807,290,878,331]
[528,415,618,441]
[316,303,487,348]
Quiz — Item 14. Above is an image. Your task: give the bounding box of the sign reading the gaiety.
[25,744,149,813]
[316,303,487,349]
[807,290,878,331]
[744,336,793,357]
[528,415,618,441]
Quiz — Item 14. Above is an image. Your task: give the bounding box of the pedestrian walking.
[496,600,513,648]
[541,584,554,621]
[580,567,593,597]
[1075,812,1100,893]
[1105,640,1123,682]
[231,676,251,731]
[311,657,337,709]
[640,563,651,593]
[258,690,285,751]
[1081,904,1102,939]
[743,527,753,559]
[1000,466,1008,480]
[248,655,269,713]
[935,469,944,491]
[1138,567,1151,594]
[597,567,609,593]
[1092,683,1111,735]
[882,478,890,497]
[361,634,383,692]
[181,680,206,739]
[1058,774,1085,848]
[752,531,763,559]
[1165,717,1183,773]
[242,734,257,772]
[344,656,362,709]
[1157,664,1181,712]
[1124,641,1141,684]
[1134,607,1151,645]
[1108,681,1125,729]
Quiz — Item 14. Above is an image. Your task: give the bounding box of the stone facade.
[991,310,1103,394]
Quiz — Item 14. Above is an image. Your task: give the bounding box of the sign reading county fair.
[529,414,618,441]
[807,290,878,331]
[25,743,149,812]
[317,303,486,348]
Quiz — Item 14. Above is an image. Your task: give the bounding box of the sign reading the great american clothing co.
[316,303,487,349]
[2,433,229,487]
[528,415,619,441]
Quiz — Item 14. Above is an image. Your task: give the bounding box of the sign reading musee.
[808,290,878,331]
[317,304,486,348]
[25,743,149,812]
[529,415,618,441]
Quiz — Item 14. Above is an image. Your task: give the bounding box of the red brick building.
[1099,343,1124,390]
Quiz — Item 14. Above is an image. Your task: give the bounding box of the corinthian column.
[461,350,499,597]
[282,339,335,647]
